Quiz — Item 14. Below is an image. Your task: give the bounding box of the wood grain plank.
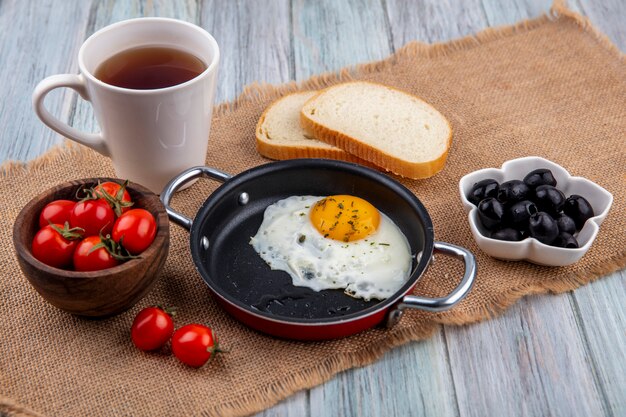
[200,0,292,103]
[480,0,550,26]
[571,272,626,415]
[0,0,92,162]
[255,391,309,417]
[445,295,606,417]
[291,0,391,81]
[578,0,626,50]
[385,0,489,49]
[309,329,459,417]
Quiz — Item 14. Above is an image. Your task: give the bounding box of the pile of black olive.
[467,168,594,248]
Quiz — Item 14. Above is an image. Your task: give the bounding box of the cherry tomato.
[70,199,115,237]
[95,181,133,216]
[171,324,225,368]
[38,200,75,229]
[32,223,82,269]
[112,209,157,255]
[131,306,175,351]
[73,236,119,271]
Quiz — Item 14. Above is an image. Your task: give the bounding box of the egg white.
[249,196,412,301]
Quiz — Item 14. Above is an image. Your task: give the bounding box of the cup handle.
[160,166,233,231]
[32,74,109,156]
[385,241,477,327]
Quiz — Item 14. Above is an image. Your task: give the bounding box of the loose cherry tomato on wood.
[95,181,133,216]
[38,200,76,229]
[70,199,115,237]
[171,324,225,368]
[73,236,119,272]
[112,209,157,255]
[131,306,175,351]
[32,223,83,269]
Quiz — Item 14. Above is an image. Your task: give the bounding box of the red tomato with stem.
[73,236,119,272]
[70,199,115,237]
[95,181,133,216]
[32,223,83,269]
[38,200,76,229]
[171,324,225,368]
[112,209,157,255]
[131,306,175,351]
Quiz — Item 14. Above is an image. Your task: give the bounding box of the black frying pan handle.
[385,242,476,327]
[160,166,232,230]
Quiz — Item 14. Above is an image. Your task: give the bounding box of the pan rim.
[189,159,435,325]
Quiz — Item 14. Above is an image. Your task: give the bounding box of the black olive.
[491,228,524,241]
[467,179,499,206]
[553,232,579,248]
[505,200,537,228]
[555,213,577,235]
[477,197,505,231]
[528,212,559,245]
[563,195,594,230]
[534,185,566,216]
[497,180,530,204]
[523,168,557,188]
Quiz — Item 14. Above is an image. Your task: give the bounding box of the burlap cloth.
[1,3,625,417]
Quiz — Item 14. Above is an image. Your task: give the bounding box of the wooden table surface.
[1,1,624,416]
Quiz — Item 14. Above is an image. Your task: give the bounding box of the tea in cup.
[33,18,220,193]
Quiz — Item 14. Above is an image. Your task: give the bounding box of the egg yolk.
[309,195,380,242]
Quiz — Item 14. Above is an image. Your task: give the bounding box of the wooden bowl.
[13,178,170,317]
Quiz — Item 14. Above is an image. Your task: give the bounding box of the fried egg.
[249,195,412,301]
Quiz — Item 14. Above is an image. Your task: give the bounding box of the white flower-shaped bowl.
[459,157,613,266]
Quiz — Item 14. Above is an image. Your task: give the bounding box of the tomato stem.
[97,180,134,217]
[75,185,98,201]
[78,180,134,217]
[87,233,141,261]
[49,222,84,240]
[206,330,228,361]
[155,305,177,317]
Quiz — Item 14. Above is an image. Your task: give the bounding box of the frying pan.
[161,159,476,340]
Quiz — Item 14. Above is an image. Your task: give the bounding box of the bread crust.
[255,136,367,163]
[255,91,376,168]
[300,81,453,179]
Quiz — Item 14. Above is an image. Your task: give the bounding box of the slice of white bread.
[256,91,369,164]
[300,81,453,179]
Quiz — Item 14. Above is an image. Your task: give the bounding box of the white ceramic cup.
[33,18,220,193]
